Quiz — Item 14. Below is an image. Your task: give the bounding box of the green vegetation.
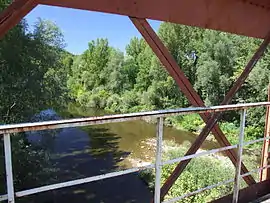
[0,1,70,195]
[64,19,269,202]
[140,140,259,202]
[66,23,269,147]
[167,114,263,149]
[140,141,235,202]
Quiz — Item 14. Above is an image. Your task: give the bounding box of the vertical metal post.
[4,134,15,203]
[232,109,246,203]
[154,117,164,203]
[260,84,270,181]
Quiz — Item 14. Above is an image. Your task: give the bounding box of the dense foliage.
[68,24,269,110]
[67,23,270,140]
[64,24,270,202]
[0,1,71,195]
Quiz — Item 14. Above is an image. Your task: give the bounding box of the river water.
[20,104,219,203]
[61,104,219,167]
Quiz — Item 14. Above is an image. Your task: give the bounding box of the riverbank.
[127,138,260,171]
[92,101,264,151]
[165,113,264,150]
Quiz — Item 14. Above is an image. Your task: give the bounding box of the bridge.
[1,0,270,202]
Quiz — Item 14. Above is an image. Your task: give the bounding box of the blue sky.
[26,5,161,54]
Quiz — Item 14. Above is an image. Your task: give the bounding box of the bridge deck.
[213,179,270,203]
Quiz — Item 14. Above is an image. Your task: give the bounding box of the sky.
[25,5,161,55]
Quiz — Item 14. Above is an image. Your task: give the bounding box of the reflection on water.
[62,104,218,167]
[18,104,219,203]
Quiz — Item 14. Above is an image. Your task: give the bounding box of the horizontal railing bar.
[162,178,234,203]
[11,164,268,201]
[162,145,238,166]
[243,137,270,146]
[2,165,268,203]
[0,194,7,201]
[1,143,269,201]
[241,165,270,178]
[15,164,154,198]
[0,102,269,135]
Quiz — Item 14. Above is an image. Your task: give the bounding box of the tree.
[0,3,67,194]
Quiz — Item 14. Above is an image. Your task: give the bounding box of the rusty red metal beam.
[1,0,270,40]
[0,0,270,40]
[260,85,270,181]
[0,0,37,39]
[212,179,270,203]
[130,17,256,190]
[39,0,270,39]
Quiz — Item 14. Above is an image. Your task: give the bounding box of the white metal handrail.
[1,102,270,203]
[0,102,269,135]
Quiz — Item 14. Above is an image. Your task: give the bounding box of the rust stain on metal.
[1,102,269,135]
[260,84,270,181]
[212,179,270,203]
[0,0,37,39]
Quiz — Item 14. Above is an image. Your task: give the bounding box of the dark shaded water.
[18,104,219,203]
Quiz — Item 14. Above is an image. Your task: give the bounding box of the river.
[61,104,219,167]
[20,104,220,203]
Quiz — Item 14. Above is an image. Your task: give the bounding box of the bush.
[220,122,263,149]
[167,114,204,132]
[169,114,263,150]
[140,141,235,203]
[77,88,111,109]
[119,90,139,112]
[220,122,239,145]
[245,125,264,140]
[105,94,122,112]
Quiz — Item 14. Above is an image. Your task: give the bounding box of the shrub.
[105,94,121,112]
[168,114,204,132]
[140,141,235,203]
[220,122,239,145]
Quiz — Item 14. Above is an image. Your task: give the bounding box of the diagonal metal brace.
[129,17,257,187]
[0,0,37,39]
[260,84,270,181]
[159,29,270,200]
[129,18,270,201]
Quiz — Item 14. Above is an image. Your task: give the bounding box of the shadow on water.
[18,112,152,203]
[14,104,220,203]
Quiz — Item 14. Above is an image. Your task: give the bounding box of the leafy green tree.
[0,2,67,194]
[66,21,270,141]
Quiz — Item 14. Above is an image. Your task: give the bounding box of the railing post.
[260,84,270,181]
[232,109,246,203]
[4,133,15,203]
[154,117,164,203]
